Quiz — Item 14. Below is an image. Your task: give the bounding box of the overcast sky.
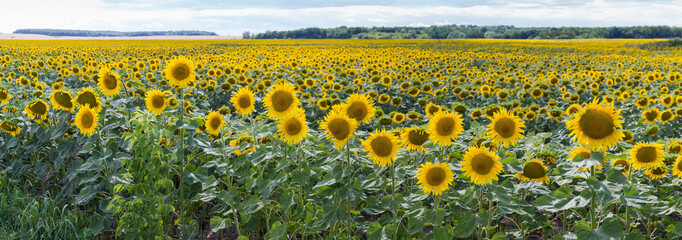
[2,0,681,36]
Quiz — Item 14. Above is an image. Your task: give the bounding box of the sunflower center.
[0,91,7,100]
[172,63,190,80]
[426,167,446,186]
[436,117,456,136]
[636,146,657,163]
[238,95,251,109]
[644,111,658,121]
[661,112,672,121]
[395,114,404,122]
[652,167,665,175]
[151,95,165,108]
[578,109,614,139]
[427,106,439,115]
[328,119,350,140]
[1,122,17,132]
[77,92,98,109]
[407,130,429,146]
[579,151,591,159]
[271,90,294,112]
[613,159,629,172]
[285,118,302,135]
[370,136,393,157]
[677,161,682,172]
[347,102,367,121]
[210,117,221,130]
[30,102,47,115]
[103,74,117,90]
[471,153,494,175]
[81,111,93,128]
[494,117,516,138]
[522,162,546,178]
[55,92,73,108]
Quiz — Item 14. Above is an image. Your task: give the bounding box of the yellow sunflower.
[24,99,49,120]
[486,108,525,148]
[427,111,464,146]
[230,87,255,116]
[393,112,405,124]
[204,111,223,136]
[641,108,659,124]
[660,109,674,123]
[400,127,430,152]
[145,89,167,115]
[50,90,74,112]
[0,88,10,105]
[515,159,550,184]
[320,110,359,149]
[362,129,400,167]
[74,87,102,113]
[343,93,376,124]
[425,102,442,118]
[672,156,682,178]
[461,146,503,186]
[263,82,299,119]
[74,104,99,136]
[164,56,195,88]
[277,112,309,144]
[0,121,21,136]
[566,99,624,151]
[569,146,604,171]
[644,165,667,179]
[611,159,631,174]
[629,142,665,170]
[416,162,455,195]
[97,68,121,96]
[230,135,255,155]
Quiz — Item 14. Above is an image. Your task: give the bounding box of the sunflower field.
[2,39,682,239]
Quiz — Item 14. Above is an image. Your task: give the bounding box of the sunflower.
[320,110,359,149]
[230,87,255,116]
[50,90,74,112]
[164,56,195,88]
[362,129,400,167]
[342,93,376,124]
[24,99,49,120]
[0,88,10,105]
[515,159,550,184]
[74,87,102,113]
[145,89,167,115]
[461,146,503,186]
[278,112,309,144]
[427,111,464,146]
[263,82,299,119]
[641,108,659,124]
[672,156,682,178]
[425,102,441,118]
[393,112,405,124]
[0,121,21,136]
[569,146,604,171]
[74,104,99,136]
[644,165,667,179]
[660,109,674,123]
[97,68,121,96]
[611,159,630,174]
[486,108,525,148]
[400,127,430,152]
[566,99,624,151]
[204,111,223,136]
[230,135,255,155]
[629,142,665,170]
[416,162,454,195]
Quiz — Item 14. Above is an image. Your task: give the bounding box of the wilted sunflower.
[461,146,503,185]
[164,56,195,88]
[278,112,309,144]
[644,165,667,179]
[416,162,454,195]
[74,104,99,136]
[263,82,299,119]
[641,108,660,124]
[486,108,525,148]
[230,87,255,116]
[427,111,464,146]
[0,121,21,136]
[629,142,664,170]
[24,99,49,120]
[50,90,74,112]
[672,156,682,178]
[74,87,102,113]
[97,68,121,96]
[611,159,630,174]
[145,89,167,115]
[515,159,549,184]
[204,111,223,136]
[0,88,10,105]
[320,110,359,149]
[400,127,430,152]
[566,99,624,151]
[362,129,400,167]
[343,93,376,124]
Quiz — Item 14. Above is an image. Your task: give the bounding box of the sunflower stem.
[392,164,397,240]
[178,88,186,223]
[589,165,597,230]
[346,145,353,236]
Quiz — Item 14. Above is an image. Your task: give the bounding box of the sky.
[2,0,682,36]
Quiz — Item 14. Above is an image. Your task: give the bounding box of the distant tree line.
[251,25,682,39]
[13,29,218,37]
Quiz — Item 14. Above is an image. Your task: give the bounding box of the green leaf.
[279,190,294,211]
[452,212,476,238]
[76,185,96,205]
[267,222,286,240]
[575,218,622,240]
[433,225,454,239]
[623,230,646,240]
[367,222,387,240]
[586,177,615,205]
[89,214,113,235]
[209,216,231,232]
[240,196,266,214]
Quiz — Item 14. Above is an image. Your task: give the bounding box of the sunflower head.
[400,127,430,152]
[230,87,255,116]
[98,68,121,96]
[278,111,309,144]
[0,88,11,105]
[75,87,102,113]
[641,108,660,124]
[461,146,503,186]
[164,56,196,88]
[74,104,99,136]
[320,110,359,149]
[50,90,74,112]
[416,162,455,195]
[343,93,376,124]
[629,142,665,170]
[611,159,630,174]
[515,159,549,184]
[427,111,464,146]
[644,165,667,179]
[0,121,21,136]
[24,99,49,120]
[486,108,525,148]
[566,99,624,151]
[362,129,400,167]
[145,89,167,115]
[672,156,682,178]
[230,135,255,155]
[263,82,299,119]
[205,111,224,136]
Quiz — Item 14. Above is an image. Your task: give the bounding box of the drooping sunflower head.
[75,87,102,113]
[204,111,224,136]
[611,159,631,174]
[362,129,400,167]
[427,111,464,146]
[164,56,195,88]
[97,68,121,97]
[425,102,442,118]
[660,110,674,123]
[641,108,660,124]
[400,127,430,153]
[277,111,309,144]
[0,121,21,136]
[145,89,167,116]
[343,93,376,124]
[24,99,49,120]
[566,99,624,151]
[486,108,525,148]
[0,88,11,105]
[230,135,255,155]
[263,82,299,119]
[461,146,503,186]
[629,142,665,170]
[50,90,74,112]
[230,87,255,116]
[416,162,455,196]
[320,110,358,149]
[644,165,667,179]
[515,159,549,184]
[672,156,682,178]
[74,104,99,136]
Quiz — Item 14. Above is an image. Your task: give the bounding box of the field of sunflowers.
[2,39,682,239]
